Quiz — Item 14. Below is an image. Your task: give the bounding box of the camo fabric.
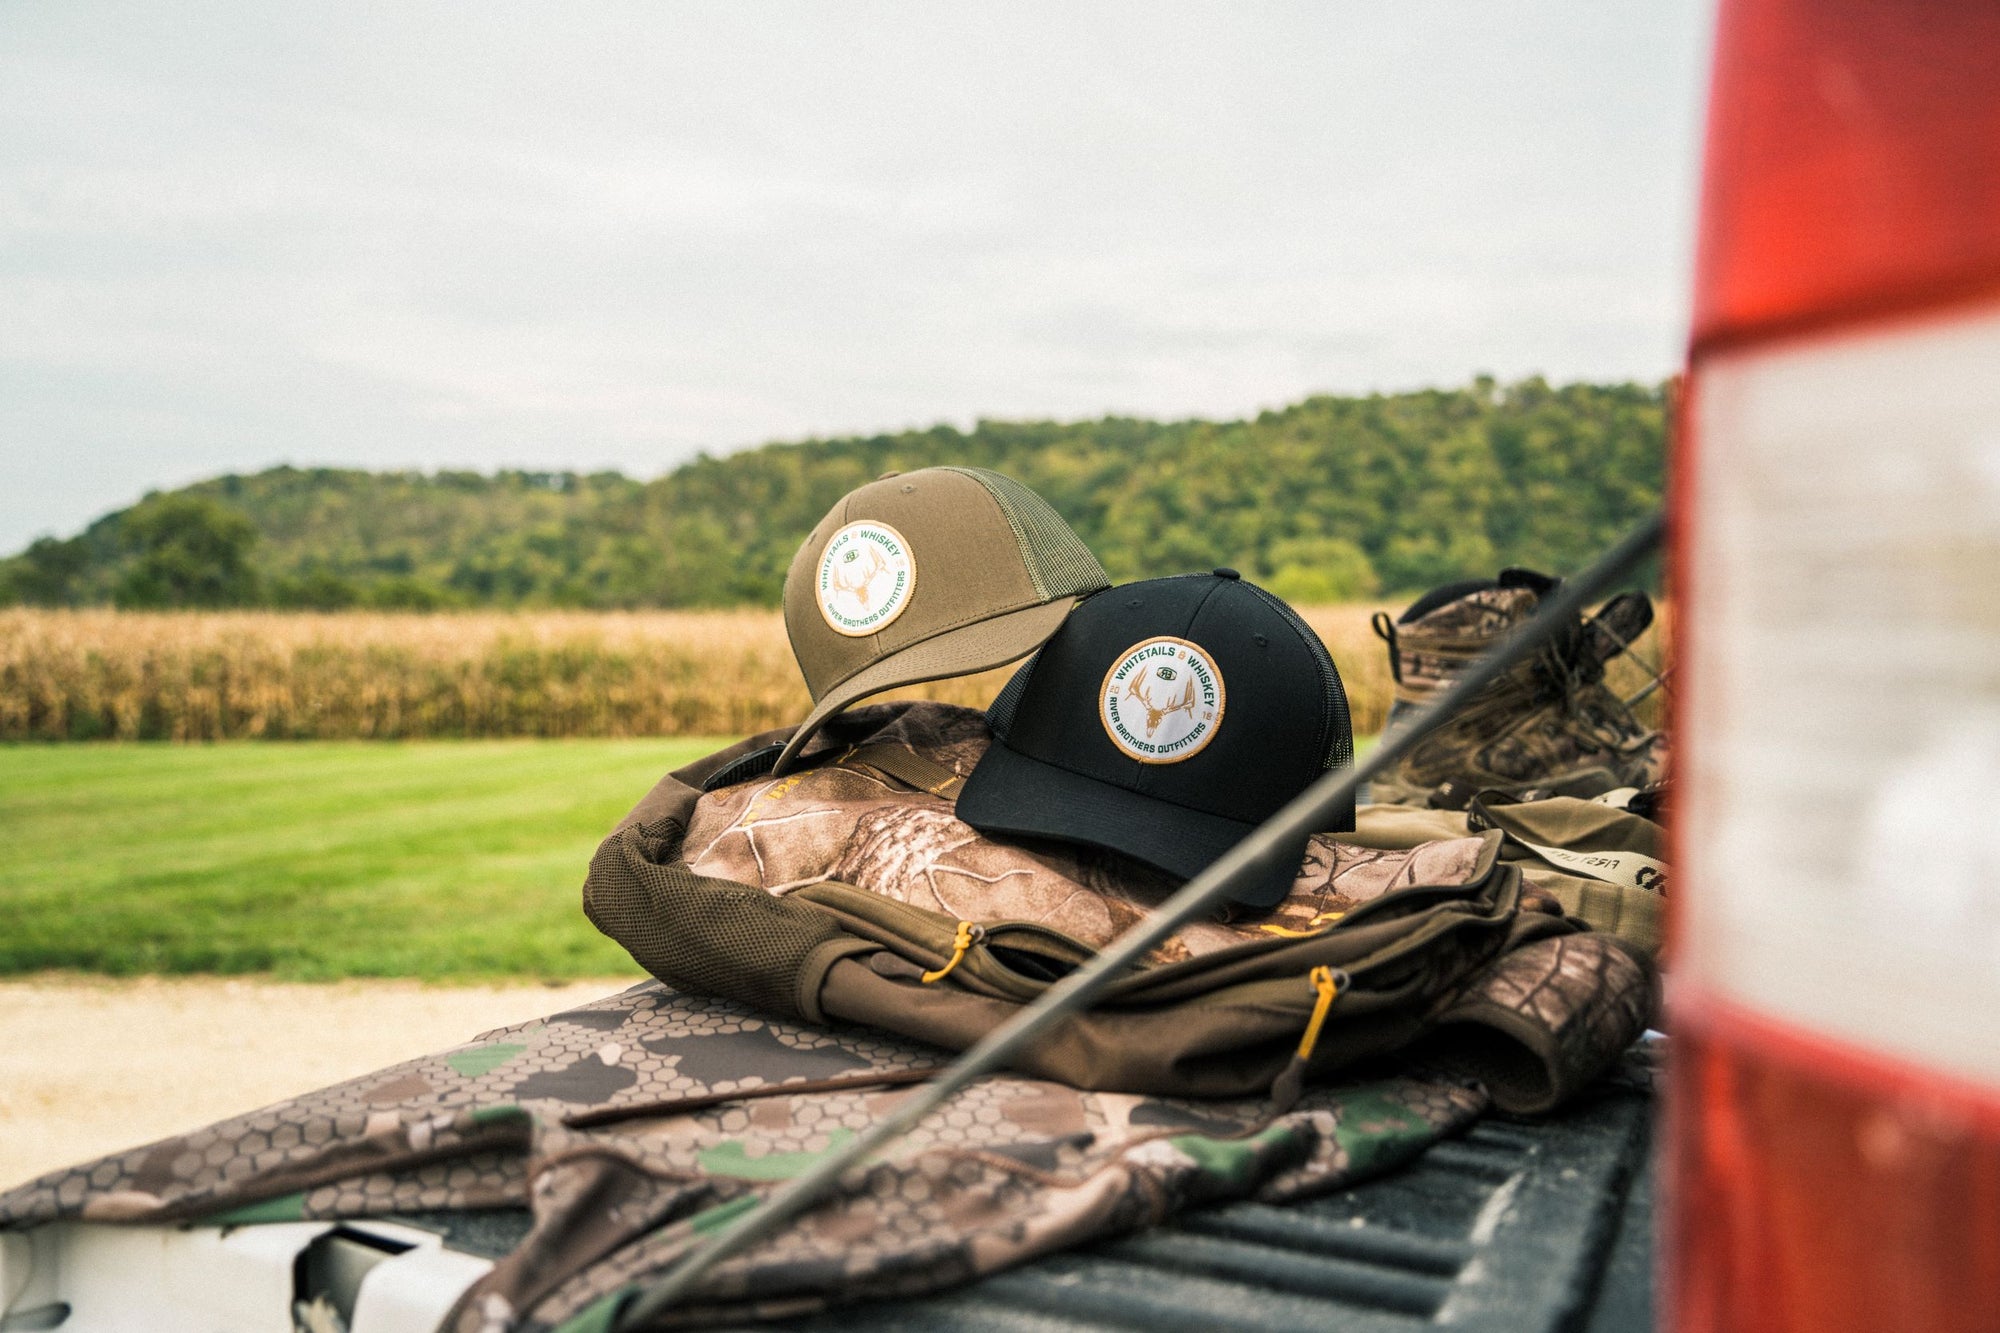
[1371,580,1666,805]
[0,982,1488,1331]
[1345,798,1670,958]
[682,702,1493,966]
[1386,586,1544,707]
[582,701,1656,1116]
[1411,931,1659,1112]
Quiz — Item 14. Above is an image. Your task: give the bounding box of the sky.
[0,2,1713,554]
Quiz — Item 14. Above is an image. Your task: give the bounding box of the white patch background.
[1101,637,1225,763]
[816,521,915,635]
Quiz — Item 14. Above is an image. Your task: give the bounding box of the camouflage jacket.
[0,981,1495,1330]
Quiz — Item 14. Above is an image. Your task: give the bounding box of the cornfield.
[0,606,1664,744]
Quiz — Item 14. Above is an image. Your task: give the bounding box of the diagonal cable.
[616,510,1667,1329]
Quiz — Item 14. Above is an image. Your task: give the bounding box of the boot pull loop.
[1372,612,1402,683]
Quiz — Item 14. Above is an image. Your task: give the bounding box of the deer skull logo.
[829,542,889,609]
[815,522,917,636]
[1124,667,1198,736]
[1100,637,1226,763]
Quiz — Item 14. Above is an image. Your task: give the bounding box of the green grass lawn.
[0,740,717,980]
[1,735,1383,980]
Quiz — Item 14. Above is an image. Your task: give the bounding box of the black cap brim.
[956,742,1305,910]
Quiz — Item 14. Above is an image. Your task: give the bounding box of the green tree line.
[1,377,1666,610]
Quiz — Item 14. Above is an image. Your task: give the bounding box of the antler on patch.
[1125,667,1199,735]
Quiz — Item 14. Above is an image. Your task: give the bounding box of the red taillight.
[1694,0,2000,354]
[1673,1,2000,1329]
[1673,1007,2000,1332]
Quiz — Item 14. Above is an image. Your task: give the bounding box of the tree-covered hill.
[2,376,1665,609]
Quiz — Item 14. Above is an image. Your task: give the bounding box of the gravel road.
[0,975,637,1191]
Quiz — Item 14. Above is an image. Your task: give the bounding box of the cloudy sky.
[1,2,1712,553]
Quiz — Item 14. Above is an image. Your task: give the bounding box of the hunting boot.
[1365,568,1666,807]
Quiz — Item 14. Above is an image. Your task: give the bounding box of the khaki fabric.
[1350,795,1669,958]
[785,470,1038,693]
[1470,791,1668,861]
[586,702,1658,1114]
[1532,877,1664,959]
[1347,803,1481,849]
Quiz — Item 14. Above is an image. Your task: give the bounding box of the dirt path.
[0,975,637,1191]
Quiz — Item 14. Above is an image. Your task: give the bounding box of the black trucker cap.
[956,569,1355,910]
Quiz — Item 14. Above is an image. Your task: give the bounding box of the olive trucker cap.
[956,570,1355,909]
[773,467,1110,774]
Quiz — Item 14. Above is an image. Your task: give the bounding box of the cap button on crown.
[1212,567,1240,580]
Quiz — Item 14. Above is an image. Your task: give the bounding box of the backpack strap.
[700,740,967,797]
[837,743,967,798]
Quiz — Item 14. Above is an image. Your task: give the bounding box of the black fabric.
[954,738,1306,909]
[961,571,1353,909]
[1240,578,1354,774]
[699,743,786,793]
[1497,567,1562,597]
[1400,577,1499,623]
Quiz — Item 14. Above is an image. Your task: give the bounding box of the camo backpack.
[584,702,1655,1116]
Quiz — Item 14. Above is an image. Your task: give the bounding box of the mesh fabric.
[948,467,1109,602]
[582,818,847,1020]
[983,651,1039,740]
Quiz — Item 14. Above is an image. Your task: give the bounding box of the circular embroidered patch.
[1100,636,1226,763]
[816,521,916,636]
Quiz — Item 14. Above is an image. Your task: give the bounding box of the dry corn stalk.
[0,605,1464,742]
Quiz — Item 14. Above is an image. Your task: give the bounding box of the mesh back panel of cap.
[582,818,847,1020]
[983,650,1040,739]
[947,468,1109,602]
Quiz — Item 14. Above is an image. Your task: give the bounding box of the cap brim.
[772,596,1079,775]
[954,742,1305,910]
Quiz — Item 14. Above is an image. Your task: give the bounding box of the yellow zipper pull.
[1271,965,1348,1111]
[1294,965,1345,1063]
[921,922,984,984]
